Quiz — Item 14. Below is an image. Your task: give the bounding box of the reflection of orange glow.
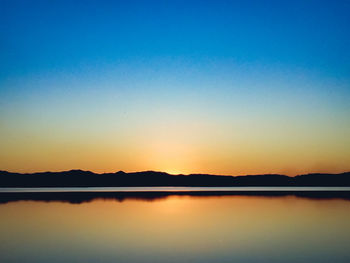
[1,196,350,262]
[1,196,350,250]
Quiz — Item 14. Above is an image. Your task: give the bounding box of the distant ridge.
[1,170,350,187]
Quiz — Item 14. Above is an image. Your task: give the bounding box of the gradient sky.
[1,0,349,175]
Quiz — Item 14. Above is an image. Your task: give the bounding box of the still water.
[0,189,350,263]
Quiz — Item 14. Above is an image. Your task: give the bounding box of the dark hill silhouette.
[0,170,350,187]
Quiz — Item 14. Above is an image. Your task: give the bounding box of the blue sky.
[1,0,349,174]
[1,0,349,78]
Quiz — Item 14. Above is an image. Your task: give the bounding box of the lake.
[0,187,350,263]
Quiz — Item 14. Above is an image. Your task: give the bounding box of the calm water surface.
[0,189,350,263]
[1,186,350,192]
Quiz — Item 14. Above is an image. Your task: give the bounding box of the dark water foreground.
[1,188,350,263]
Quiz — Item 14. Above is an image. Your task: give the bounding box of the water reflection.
[0,194,350,263]
[1,191,350,204]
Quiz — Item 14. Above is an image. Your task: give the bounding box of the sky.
[0,0,349,175]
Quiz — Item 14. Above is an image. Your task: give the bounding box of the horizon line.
[1,169,350,178]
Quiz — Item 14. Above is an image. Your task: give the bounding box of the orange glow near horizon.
[1,121,350,176]
[1,76,350,176]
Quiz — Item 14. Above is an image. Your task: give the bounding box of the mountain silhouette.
[0,170,350,187]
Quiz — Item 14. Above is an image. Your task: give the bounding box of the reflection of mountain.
[1,191,350,204]
[0,170,350,187]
